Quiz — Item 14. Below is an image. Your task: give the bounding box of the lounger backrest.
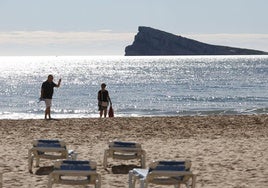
[109,141,141,148]
[32,139,66,148]
[54,160,97,171]
[148,160,191,172]
[62,160,90,165]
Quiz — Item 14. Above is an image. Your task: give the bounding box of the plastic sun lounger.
[129,160,197,188]
[28,139,77,173]
[103,141,146,169]
[47,160,101,188]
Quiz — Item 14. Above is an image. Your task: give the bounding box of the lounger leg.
[141,154,146,168]
[95,174,101,188]
[140,179,146,188]
[129,170,136,188]
[36,157,40,167]
[191,175,197,188]
[28,150,33,173]
[0,173,2,188]
[47,174,53,188]
[103,150,108,169]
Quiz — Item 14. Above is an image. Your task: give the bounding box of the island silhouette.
[125,26,268,56]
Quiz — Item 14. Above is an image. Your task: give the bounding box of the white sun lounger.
[129,160,197,188]
[47,160,101,188]
[103,141,146,169]
[28,139,76,173]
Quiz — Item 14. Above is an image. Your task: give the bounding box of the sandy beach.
[0,115,267,188]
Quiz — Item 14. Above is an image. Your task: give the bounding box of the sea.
[0,55,267,119]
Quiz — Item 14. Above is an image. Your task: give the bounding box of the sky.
[0,0,267,55]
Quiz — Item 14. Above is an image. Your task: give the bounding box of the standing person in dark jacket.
[98,83,111,118]
[40,75,61,120]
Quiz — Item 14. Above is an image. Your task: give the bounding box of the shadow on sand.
[111,164,140,174]
[35,166,54,175]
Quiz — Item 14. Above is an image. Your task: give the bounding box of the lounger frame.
[28,139,76,173]
[47,160,101,188]
[129,160,197,188]
[103,141,146,169]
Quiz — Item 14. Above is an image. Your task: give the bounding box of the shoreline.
[1,112,268,120]
[0,114,267,187]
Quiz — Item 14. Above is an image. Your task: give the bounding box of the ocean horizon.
[0,55,267,119]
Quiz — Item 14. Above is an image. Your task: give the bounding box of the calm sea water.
[0,55,267,119]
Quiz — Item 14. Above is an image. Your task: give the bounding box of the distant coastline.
[125,26,268,56]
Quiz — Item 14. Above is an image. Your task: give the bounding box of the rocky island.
[125,26,268,56]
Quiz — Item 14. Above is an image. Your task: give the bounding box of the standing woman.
[98,83,112,118]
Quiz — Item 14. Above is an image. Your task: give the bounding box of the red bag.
[108,106,114,117]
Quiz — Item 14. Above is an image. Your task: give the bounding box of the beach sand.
[0,115,267,188]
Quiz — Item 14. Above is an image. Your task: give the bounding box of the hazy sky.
[0,0,267,55]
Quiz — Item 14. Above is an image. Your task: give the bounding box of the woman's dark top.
[98,90,109,102]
